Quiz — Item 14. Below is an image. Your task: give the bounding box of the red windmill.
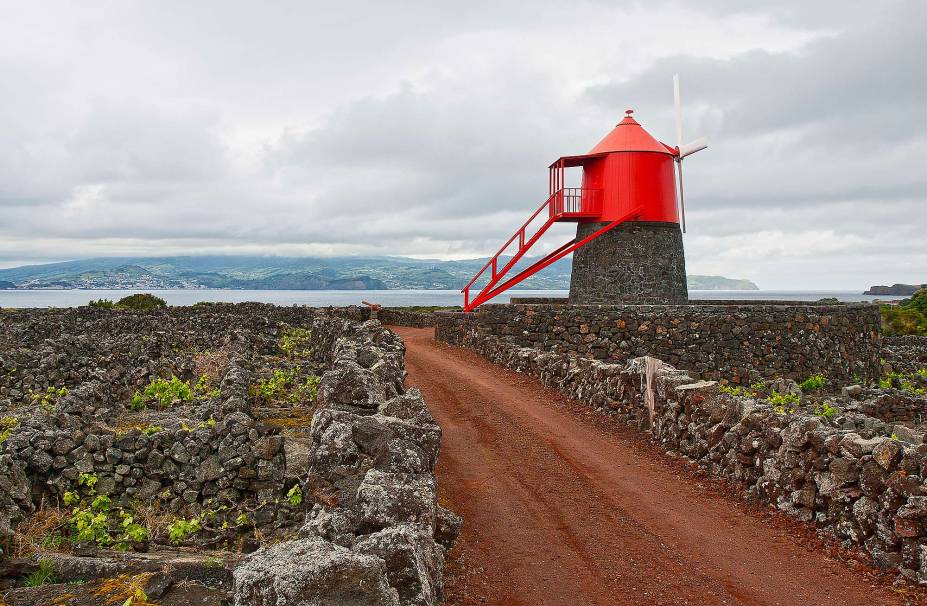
[462,75,708,311]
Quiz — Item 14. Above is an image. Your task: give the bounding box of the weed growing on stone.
[180,417,216,432]
[167,516,203,544]
[718,384,757,398]
[768,391,801,414]
[77,472,99,493]
[879,371,927,395]
[0,415,17,443]
[29,386,68,413]
[131,375,194,410]
[250,369,320,405]
[23,558,56,587]
[194,374,221,399]
[799,374,826,392]
[280,328,313,358]
[286,484,303,507]
[87,298,115,308]
[814,402,839,418]
[63,484,150,550]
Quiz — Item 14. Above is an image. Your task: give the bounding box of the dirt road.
[393,326,910,606]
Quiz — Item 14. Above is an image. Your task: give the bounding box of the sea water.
[0,289,892,309]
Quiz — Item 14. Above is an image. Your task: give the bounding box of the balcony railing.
[549,187,602,218]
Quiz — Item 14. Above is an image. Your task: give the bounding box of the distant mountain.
[0,256,757,291]
[864,283,926,296]
[687,275,759,290]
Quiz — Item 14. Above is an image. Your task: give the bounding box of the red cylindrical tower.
[581,109,678,223]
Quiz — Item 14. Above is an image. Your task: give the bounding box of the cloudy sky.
[0,0,923,289]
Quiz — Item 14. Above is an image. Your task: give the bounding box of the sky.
[0,0,924,289]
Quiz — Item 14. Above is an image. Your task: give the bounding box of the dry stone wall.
[440,328,927,582]
[234,313,460,606]
[0,304,456,605]
[324,306,438,328]
[884,336,927,374]
[436,301,883,384]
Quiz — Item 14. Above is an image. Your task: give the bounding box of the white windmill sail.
[673,74,708,233]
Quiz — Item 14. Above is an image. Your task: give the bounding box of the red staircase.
[462,188,641,311]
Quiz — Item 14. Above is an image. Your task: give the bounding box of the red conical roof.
[588,110,673,155]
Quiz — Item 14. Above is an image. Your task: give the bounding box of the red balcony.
[549,188,603,220]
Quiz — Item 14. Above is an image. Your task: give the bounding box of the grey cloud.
[0,1,923,288]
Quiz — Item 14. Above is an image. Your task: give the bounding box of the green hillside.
[0,256,757,291]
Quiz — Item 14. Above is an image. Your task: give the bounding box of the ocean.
[0,289,891,309]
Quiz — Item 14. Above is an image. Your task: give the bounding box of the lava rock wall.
[436,301,882,384]
[234,317,460,606]
[0,304,457,605]
[883,336,927,374]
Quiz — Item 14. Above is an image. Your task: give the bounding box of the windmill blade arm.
[678,137,709,159]
[673,74,683,146]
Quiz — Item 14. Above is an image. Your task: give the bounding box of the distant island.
[863,283,926,296]
[0,256,759,291]
[687,275,759,291]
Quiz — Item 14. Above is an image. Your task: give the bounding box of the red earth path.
[392,326,916,606]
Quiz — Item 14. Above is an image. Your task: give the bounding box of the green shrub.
[78,472,99,493]
[0,416,17,443]
[250,368,297,401]
[905,288,927,316]
[249,369,320,405]
[115,293,167,310]
[167,516,202,544]
[287,484,303,507]
[299,375,321,402]
[132,376,193,410]
[815,402,839,418]
[64,490,149,550]
[30,386,69,412]
[87,298,115,308]
[881,290,927,336]
[194,374,221,399]
[880,371,927,395]
[799,374,826,392]
[769,391,801,414]
[718,384,756,398]
[280,328,313,358]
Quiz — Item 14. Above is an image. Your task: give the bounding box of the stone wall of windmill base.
[435,301,883,384]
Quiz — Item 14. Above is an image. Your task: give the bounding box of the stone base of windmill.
[569,221,688,305]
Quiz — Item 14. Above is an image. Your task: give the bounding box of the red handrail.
[549,188,602,217]
[462,188,603,310]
